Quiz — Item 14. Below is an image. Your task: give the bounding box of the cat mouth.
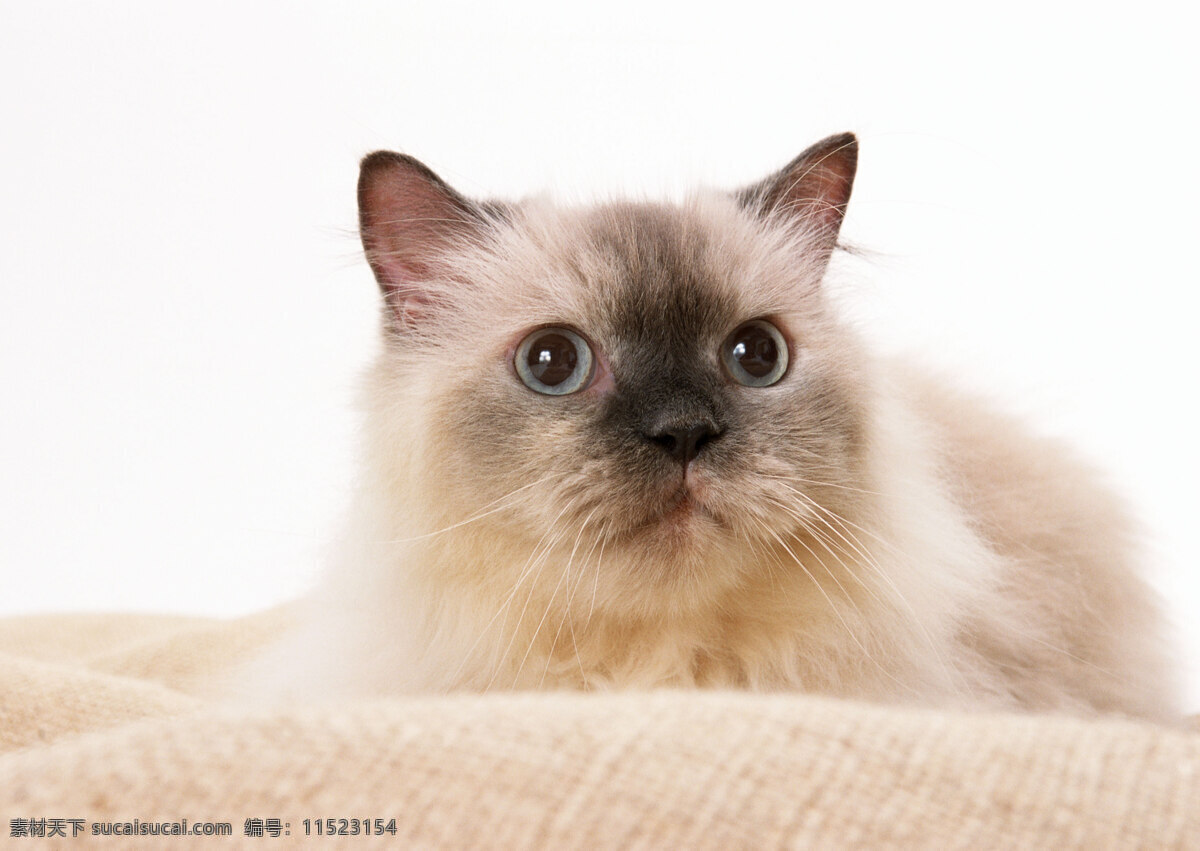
[599,474,729,550]
[641,482,723,535]
[662,489,700,522]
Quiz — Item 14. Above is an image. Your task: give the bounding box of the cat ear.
[738,132,858,256]
[357,152,489,325]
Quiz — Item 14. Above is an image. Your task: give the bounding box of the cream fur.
[244,181,1177,722]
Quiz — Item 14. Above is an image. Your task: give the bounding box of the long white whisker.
[450,496,576,688]
[752,516,918,697]
[585,522,610,629]
[515,540,575,690]
[767,481,969,695]
[485,521,572,692]
[383,472,569,544]
[758,471,880,497]
[536,506,600,688]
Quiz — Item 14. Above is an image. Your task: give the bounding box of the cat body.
[257,135,1175,719]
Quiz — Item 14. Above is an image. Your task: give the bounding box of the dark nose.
[644,422,723,464]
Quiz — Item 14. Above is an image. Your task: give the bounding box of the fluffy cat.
[253,133,1177,720]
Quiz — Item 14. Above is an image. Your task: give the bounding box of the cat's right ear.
[736,132,858,262]
[358,152,488,327]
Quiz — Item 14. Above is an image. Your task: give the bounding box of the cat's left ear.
[358,151,492,327]
[737,132,858,259]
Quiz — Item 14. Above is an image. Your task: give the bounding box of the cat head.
[357,134,871,618]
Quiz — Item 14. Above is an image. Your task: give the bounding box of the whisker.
[751,516,916,695]
[450,496,576,688]
[535,506,600,688]
[516,533,576,689]
[585,521,609,630]
[766,485,961,691]
[758,470,881,497]
[748,511,902,691]
[767,497,889,609]
[485,520,571,692]
[382,472,570,545]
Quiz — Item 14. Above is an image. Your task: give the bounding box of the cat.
[248,133,1178,720]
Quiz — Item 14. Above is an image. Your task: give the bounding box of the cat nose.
[643,421,724,464]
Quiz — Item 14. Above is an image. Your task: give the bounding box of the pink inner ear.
[767,134,858,243]
[358,152,480,322]
[783,160,854,235]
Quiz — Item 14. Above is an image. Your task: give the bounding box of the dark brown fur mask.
[356,134,871,618]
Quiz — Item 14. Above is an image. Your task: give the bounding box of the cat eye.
[721,320,789,387]
[514,327,595,395]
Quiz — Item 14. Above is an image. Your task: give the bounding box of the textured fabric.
[1,612,1197,848]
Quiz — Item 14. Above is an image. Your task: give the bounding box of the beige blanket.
[1,610,1197,848]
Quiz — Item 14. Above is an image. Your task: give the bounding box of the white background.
[2,3,1196,708]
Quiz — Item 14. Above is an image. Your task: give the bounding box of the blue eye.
[515,327,595,395]
[721,320,789,387]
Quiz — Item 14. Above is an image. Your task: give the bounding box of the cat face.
[359,135,870,615]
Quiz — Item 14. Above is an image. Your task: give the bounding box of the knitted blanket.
[1,610,1196,848]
